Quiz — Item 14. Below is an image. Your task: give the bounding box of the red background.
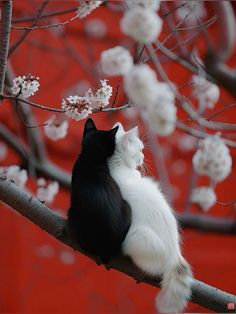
[0,1,236,313]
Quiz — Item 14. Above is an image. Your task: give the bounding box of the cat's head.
[81,118,119,161]
[113,122,144,169]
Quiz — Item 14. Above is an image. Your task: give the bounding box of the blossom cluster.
[44,116,68,141]
[61,80,112,121]
[176,1,206,25]
[101,44,177,136]
[192,75,220,109]
[77,0,102,19]
[191,186,216,211]
[12,74,40,98]
[0,165,28,188]
[191,135,232,211]
[121,0,162,44]
[125,0,161,11]
[193,135,232,183]
[36,178,59,204]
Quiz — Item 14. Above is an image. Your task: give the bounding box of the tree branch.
[0,0,12,96]
[178,213,236,234]
[12,7,78,23]
[8,1,49,58]
[0,176,236,313]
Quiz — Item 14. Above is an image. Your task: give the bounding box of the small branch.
[8,1,49,58]
[2,94,130,114]
[0,122,29,159]
[112,81,121,107]
[217,200,236,206]
[206,103,236,121]
[0,177,236,313]
[12,7,78,23]
[0,0,12,95]
[94,104,130,113]
[146,44,236,132]
[11,15,79,30]
[176,121,236,149]
[2,94,66,112]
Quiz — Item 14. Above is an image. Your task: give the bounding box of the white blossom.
[61,95,92,121]
[143,82,176,136]
[12,74,40,98]
[84,18,107,38]
[125,0,161,11]
[77,0,102,19]
[85,79,112,109]
[192,75,220,109]
[101,46,133,76]
[176,0,206,24]
[36,178,59,204]
[193,135,232,182]
[44,116,68,141]
[0,143,7,161]
[124,64,159,108]
[0,165,28,188]
[191,186,216,211]
[145,100,177,136]
[120,7,163,43]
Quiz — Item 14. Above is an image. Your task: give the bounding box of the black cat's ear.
[84,118,97,134]
[109,125,119,136]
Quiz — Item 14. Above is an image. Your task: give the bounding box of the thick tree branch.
[0,176,236,313]
[178,213,236,234]
[204,52,236,98]
[0,0,12,96]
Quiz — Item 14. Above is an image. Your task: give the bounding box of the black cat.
[67,118,131,263]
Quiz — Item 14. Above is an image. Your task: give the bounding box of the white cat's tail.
[156,258,193,313]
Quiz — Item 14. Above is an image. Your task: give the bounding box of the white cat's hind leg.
[122,226,165,275]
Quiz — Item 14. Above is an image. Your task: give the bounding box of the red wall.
[0,1,236,313]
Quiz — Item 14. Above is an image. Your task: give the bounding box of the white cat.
[108,122,193,313]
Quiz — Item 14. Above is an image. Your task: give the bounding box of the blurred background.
[0,1,236,313]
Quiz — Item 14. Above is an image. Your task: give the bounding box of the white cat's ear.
[122,126,138,144]
[127,126,138,137]
[113,122,124,132]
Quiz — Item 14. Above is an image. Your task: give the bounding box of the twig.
[146,44,236,131]
[2,94,130,114]
[16,100,48,128]
[2,94,66,112]
[8,1,49,58]
[162,2,187,18]
[0,0,12,95]
[217,200,236,206]
[0,177,236,313]
[11,14,79,30]
[206,104,236,121]
[12,7,78,23]
[94,104,130,113]
[112,81,121,107]
[176,121,236,149]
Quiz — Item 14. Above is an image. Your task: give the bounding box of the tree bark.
[0,0,12,96]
